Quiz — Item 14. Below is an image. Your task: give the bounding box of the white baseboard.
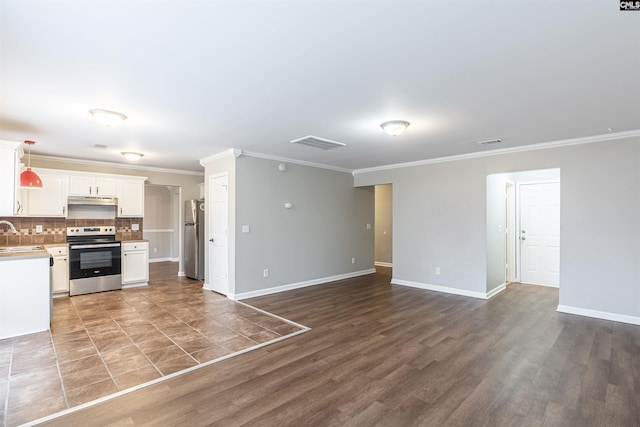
[178,271,185,277]
[149,257,179,263]
[202,282,211,291]
[375,262,393,268]
[392,278,491,300]
[122,282,148,289]
[149,257,175,263]
[557,305,640,326]
[234,268,377,300]
[486,283,507,299]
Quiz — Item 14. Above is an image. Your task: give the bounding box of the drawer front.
[46,246,68,256]
[122,242,148,252]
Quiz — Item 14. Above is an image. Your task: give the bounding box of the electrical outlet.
[153,247,158,253]
[35,225,43,233]
[366,223,371,230]
[242,225,250,233]
[132,224,139,231]
[263,269,269,278]
[435,267,441,275]
[352,257,356,264]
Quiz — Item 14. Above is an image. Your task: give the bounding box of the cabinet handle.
[63,206,66,215]
[120,207,123,215]
[89,187,92,195]
[96,186,99,195]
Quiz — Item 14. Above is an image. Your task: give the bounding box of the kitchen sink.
[0,245,45,253]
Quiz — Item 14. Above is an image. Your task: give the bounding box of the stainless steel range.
[67,226,122,296]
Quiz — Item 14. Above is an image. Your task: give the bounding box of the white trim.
[557,305,640,326]
[392,278,489,299]
[486,283,507,299]
[143,229,175,233]
[122,282,148,289]
[149,257,174,263]
[177,271,185,277]
[352,129,640,175]
[202,282,211,290]
[375,261,393,267]
[233,268,377,300]
[240,150,353,174]
[199,148,241,166]
[29,154,203,176]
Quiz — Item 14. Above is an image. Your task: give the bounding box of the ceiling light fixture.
[380,120,410,136]
[20,140,43,189]
[121,152,143,161]
[89,109,127,127]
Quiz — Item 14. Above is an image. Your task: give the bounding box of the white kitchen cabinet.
[21,169,68,217]
[0,140,23,216]
[122,241,149,286]
[47,245,69,294]
[69,175,118,197]
[118,178,145,217]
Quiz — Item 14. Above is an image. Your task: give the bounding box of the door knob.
[521,236,526,241]
[209,238,214,242]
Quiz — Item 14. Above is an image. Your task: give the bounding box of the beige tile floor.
[0,262,303,426]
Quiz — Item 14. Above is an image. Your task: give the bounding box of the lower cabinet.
[122,241,149,286]
[46,245,69,294]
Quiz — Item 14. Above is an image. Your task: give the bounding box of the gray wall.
[375,184,393,265]
[144,185,178,261]
[234,156,374,294]
[354,137,640,318]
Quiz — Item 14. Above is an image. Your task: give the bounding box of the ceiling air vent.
[477,139,502,146]
[290,135,346,150]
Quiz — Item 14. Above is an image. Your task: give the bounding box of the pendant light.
[20,140,43,189]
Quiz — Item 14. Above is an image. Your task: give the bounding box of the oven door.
[69,243,121,279]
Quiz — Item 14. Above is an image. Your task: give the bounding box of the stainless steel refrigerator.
[184,199,205,280]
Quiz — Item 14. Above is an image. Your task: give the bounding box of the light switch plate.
[242,225,250,233]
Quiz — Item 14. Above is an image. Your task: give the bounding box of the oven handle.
[70,243,122,249]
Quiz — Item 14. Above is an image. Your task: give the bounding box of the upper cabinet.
[21,169,68,217]
[69,175,118,197]
[0,140,23,216]
[12,167,146,219]
[117,178,145,217]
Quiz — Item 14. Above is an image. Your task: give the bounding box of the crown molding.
[29,154,204,176]
[199,148,242,166]
[240,150,353,174]
[352,129,640,176]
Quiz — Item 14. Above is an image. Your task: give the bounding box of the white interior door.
[209,174,229,295]
[519,182,560,287]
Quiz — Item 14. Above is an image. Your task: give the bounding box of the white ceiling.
[1,1,639,173]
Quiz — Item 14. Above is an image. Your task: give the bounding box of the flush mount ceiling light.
[89,109,127,127]
[380,120,410,136]
[20,140,43,188]
[121,152,143,161]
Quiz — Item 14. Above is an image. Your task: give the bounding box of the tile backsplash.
[0,217,143,246]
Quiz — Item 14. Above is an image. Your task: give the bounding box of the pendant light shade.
[20,168,43,188]
[20,140,43,189]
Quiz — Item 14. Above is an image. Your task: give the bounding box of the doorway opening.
[374,184,393,273]
[486,168,560,295]
[144,184,183,273]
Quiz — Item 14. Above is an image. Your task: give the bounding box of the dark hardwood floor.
[39,267,640,426]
